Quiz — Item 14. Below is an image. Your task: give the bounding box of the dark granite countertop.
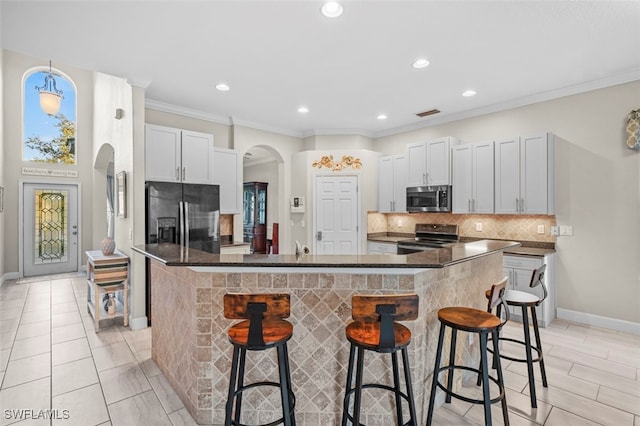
[367,232,413,243]
[132,239,520,269]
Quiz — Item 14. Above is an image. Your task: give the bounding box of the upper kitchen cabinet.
[145,124,214,184]
[494,133,555,214]
[406,137,459,186]
[213,147,240,214]
[378,154,407,213]
[452,141,494,214]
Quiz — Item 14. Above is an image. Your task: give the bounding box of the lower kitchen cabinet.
[503,253,556,327]
[367,241,397,255]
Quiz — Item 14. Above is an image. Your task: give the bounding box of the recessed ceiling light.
[377,114,388,120]
[298,106,309,114]
[462,90,477,97]
[321,1,343,18]
[215,83,230,92]
[412,58,430,69]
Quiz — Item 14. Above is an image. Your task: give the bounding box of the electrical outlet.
[551,226,559,236]
[475,223,483,232]
[560,225,573,236]
[537,225,545,234]
[397,219,403,227]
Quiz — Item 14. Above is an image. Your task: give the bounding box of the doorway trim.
[19,179,82,278]
[312,173,361,255]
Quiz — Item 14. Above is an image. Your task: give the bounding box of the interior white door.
[23,183,79,277]
[314,175,359,255]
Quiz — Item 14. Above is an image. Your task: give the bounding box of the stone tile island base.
[150,253,503,425]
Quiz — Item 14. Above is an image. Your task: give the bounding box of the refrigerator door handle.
[184,202,190,247]
[179,201,185,247]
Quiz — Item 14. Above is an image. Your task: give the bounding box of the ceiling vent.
[416,109,440,118]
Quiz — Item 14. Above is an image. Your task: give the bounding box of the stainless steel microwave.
[406,185,452,212]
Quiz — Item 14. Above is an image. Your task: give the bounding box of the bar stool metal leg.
[492,329,509,426]
[521,305,537,408]
[352,347,365,426]
[341,344,356,426]
[446,328,458,403]
[426,322,446,426]
[277,343,293,426]
[225,346,240,426]
[530,306,548,387]
[391,352,403,425]
[479,331,493,426]
[282,343,296,426]
[401,347,418,424]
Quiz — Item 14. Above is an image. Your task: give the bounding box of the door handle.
[72,231,78,235]
[316,231,322,241]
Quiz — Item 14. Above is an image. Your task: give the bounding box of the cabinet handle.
[468,199,471,212]
[176,167,180,181]
[390,201,393,211]
[423,172,426,184]
[520,198,524,213]
[182,167,186,180]
[516,198,519,213]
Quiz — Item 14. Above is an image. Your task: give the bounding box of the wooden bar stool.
[223,293,296,426]
[426,278,510,426]
[486,264,548,408]
[341,294,419,426]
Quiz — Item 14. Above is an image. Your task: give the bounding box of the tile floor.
[1,273,639,425]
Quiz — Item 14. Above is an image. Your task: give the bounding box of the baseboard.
[128,316,148,331]
[0,272,20,288]
[557,308,640,336]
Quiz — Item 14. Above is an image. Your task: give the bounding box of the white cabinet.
[406,137,458,186]
[213,147,240,214]
[452,141,494,213]
[503,253,556,327]
[145,124,214,184]
[378,154,407,213]
[495,133,554,214]
[367,241,397,255]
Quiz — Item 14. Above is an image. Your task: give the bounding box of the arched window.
[23,67,77,164]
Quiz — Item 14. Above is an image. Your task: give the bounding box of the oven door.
[397,242,440,254]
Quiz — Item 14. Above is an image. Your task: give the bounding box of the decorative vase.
[101,237,116,256]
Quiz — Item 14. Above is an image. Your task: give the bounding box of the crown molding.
[229,117,304,139]
[145,99,232,126]
[374,69,640,138]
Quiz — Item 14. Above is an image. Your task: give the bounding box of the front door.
[314,175,359,255]
[23,183,79,277]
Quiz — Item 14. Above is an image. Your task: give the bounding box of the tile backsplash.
[368,212,556,243]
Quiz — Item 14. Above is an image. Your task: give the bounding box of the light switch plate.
[560,225,573,236]
[537,225,545,234]
[475,223,483,232]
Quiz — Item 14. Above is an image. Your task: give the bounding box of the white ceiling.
[2,1,640,138]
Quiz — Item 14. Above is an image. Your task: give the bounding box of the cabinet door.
[406,142,427,186]
[520,133,549,214]
[378,156,395,213]
[145,125,181,182]
[181,130,214,184]
[472,141,495,214]
[213,148,240,214]
[494,137,520,214]
[426,137,452,185]
[393,154,408,212]
[452,144,472,213]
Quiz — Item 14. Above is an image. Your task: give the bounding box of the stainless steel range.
[397,223,459,254]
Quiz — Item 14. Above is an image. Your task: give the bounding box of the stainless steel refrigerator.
[145,181,220,324]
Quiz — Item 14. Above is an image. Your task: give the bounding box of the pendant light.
[35,60,64,116]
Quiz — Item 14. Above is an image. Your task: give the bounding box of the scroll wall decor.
[627,109,640,151]
[312,155,363,171]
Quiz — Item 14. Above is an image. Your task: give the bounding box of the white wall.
[375,81,640,325]
[1,50,95,275]
[0,50,5,283]
[291,149,381,253]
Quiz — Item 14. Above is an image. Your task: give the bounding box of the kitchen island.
[132,240,518,425]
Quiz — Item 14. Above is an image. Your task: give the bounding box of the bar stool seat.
[223,293,296,426]
[485,264,548,409]
[342,294,419,426]
[426,278,510,426]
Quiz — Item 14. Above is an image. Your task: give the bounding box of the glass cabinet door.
[243,186,255,226]
[257,187,266,225]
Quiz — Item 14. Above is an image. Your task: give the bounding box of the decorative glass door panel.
[243,182,268,253]
[23,183,79,277]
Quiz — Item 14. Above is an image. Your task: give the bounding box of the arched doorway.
[93,144,115,249]
[243,146,282,253]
